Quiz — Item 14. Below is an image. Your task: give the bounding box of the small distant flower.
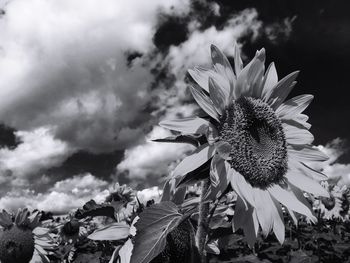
[340,188,350,221]
[313,181,345,220]
[105,183,137,222]
[0,208,55,263]
[159,44,329,246]
[58,215,88,244]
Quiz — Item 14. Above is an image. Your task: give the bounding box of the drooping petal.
[286,169,329,197]
[159,116,211,135]
[264,71,299,109]
[252,188,273,237]
[210,44,235,100]
[283,123,314,145]
[270,195,285,244]
[288,145,329,162]
[189,84,220,122]
[172,143,215,178]
[268,184,316,222]
[232,196,258,247]
[261,62,278,100]
[276,94,314,120]
[229,169,255,208]
[209,77,227,114]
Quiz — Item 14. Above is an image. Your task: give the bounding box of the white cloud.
[0,173,111,213]
[315,138,350,185]
[0,126,73,177]
[0,0,190,153]
[167,8,262,76]
[116,126,194,181]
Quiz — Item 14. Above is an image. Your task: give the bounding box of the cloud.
[166,8,262,76]
[315,138,350,185]
[0,0,190,153]
[0,173,111,213]
[0,126,73,180]
[116,126,194,185]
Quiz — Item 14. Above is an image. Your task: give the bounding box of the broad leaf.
[130,202,183,263]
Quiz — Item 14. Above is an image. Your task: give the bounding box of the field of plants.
[0,44,349,263]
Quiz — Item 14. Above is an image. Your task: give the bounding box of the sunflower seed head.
[218,97,288,188]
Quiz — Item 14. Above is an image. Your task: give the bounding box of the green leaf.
[130,202,183,263]
[88,223,130,241]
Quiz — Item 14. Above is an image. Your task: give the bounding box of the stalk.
[196,178,211,263]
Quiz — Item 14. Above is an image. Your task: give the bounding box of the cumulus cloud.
[0,173,111,213]
[116,126,194,184]
[0,0,190,153]
[0,127,73,190]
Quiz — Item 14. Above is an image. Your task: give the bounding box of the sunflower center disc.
[218,97,288,188]
[0,225,35,263]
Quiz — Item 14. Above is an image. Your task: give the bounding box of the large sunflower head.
[159,44,330,246]
[0,208,55,263]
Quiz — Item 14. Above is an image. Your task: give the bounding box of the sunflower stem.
[196,178,211,263]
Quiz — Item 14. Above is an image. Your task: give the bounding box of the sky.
[0,0,349,213]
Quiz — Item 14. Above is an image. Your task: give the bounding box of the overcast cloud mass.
[0,0,349,213]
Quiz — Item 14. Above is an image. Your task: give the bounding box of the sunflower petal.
[209,77,227,114]
[210,44,235,99]
[235,48,265,98]
[268,184,316,222]
[230,170,255,208]
[270,195,285,244]
[253,188,273,237]
[233,43,243,76]
[261,62,278,100]
[159,116,211,135]
[299,162,328,181]
[286,169,329,197]
[173,144,215,178]
[288,145,329,162]
[283,123,314,145]
[265,71,299,109]
[188,66,211,92]
[276,94,314,119]
[189,85,220,122]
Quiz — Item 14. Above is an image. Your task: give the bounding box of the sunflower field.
[1,45,350,263]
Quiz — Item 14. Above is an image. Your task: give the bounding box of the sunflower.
[159,44,329,246]
[313,181,346,220]
[0,208,55,263]
[105,183,137,222]
[58,215,88,244]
